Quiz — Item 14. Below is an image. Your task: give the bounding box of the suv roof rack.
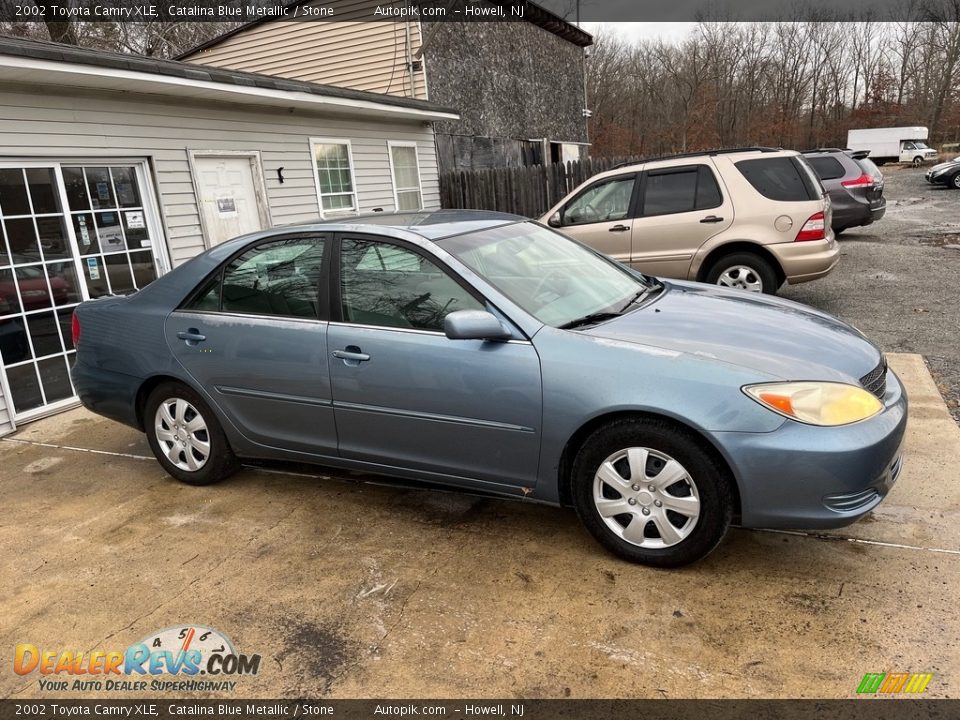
[802,147,872,160]
[612,146,781,169]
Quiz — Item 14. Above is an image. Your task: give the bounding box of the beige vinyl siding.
[187,13,427,100]
[0,83,440,267]
[0,385,12,436]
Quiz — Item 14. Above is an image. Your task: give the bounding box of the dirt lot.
[781,166,960,423]
[1,355,959,701]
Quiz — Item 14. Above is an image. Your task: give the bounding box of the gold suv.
[541,148,839,294]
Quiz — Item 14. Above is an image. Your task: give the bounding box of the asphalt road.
[781,165,960,424]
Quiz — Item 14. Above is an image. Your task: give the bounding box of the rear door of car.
[549,172,639,264]
[164,233,338,455]
[327,233,543,489]
[629,162,733,278]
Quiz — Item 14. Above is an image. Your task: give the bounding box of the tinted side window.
[641,165,722,216]
[806,156,846,181]
[190,237,326,318]
[562,175,636,226]
[340,238,483,331]
[735,157,817,201]
[695,166,723,209]
[643,169,697,215]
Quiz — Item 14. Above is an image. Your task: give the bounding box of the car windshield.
[438,222,654,328]
[914,141,930,149]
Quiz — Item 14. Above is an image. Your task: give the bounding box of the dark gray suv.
[803,149,886,235]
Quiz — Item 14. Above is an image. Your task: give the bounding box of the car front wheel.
[705,252,779,294]
[951,173,960,189]
[145,381,238,486]
[571,418,734,567]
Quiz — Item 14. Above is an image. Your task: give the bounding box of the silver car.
[72,211,907,567]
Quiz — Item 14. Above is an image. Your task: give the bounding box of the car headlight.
[743,381,883,426]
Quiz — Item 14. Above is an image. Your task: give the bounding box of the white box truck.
[847,126,938,166]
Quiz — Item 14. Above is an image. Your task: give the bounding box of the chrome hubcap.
[592,447,700,549]
[154,398,210,472]
[717,265,763,292]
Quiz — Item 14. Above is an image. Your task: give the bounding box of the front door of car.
[165,234,338,455]
[328,235,543,489]
[552,173,639,264]
[629,164,734,279]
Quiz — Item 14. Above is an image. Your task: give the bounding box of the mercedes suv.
[541,147,838,294]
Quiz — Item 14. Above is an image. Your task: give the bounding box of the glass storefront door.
[0,162,164,421]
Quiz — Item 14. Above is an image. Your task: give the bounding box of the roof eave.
[0,53,460,122]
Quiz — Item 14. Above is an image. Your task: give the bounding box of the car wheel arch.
[556,409,742,521]
[694,241,786,286]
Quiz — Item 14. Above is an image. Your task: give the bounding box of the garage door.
[0,162,165,426]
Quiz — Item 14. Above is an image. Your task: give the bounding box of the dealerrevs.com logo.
[14,625,261,693]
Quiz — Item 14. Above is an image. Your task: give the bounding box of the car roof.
[284,209,525,241]
[611,146,792,172]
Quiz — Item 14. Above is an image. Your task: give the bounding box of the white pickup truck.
[847,126,938,166]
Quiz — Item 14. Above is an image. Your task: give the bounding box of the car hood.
[582,281,882,382]
[929,159,960,174]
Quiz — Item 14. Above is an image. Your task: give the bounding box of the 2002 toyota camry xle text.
[71,210,907,567]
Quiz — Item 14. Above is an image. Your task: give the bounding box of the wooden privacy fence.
[439,156,642,219]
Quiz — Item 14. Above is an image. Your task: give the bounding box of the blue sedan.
[71,211,906,567]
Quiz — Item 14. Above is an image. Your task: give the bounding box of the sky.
[581,22,699,44]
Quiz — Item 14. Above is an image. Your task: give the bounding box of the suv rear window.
[806,156,846,180]
[735,156,821,201]
[855,157,882,179]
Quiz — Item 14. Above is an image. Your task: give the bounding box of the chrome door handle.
[700,215,724,224]
[333,347,371,363]
[609,224,631,232]
[177,329,206,344]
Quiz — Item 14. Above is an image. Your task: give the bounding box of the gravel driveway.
[781,165,960,424]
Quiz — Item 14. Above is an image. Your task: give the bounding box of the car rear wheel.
[705,252,778,294]
[145,382,238,486]
[570,418,734,567]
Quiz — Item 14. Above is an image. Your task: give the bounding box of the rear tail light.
[71,312,81,347]
[796,212,826,242]
[841,174,875,189]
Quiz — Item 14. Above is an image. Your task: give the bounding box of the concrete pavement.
[1,353,957,700]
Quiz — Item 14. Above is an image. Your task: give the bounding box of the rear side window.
[806,156,846,181]
[735,157,820,201]
[642,165,723,216]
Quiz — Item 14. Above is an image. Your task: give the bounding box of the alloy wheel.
[592,447,701,549]
[717,265,763,292]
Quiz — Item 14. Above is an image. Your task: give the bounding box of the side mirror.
[547,212,562,228]
[444,310,512,341]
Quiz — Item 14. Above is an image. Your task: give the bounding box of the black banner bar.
[0,0,957,24]
[0,700,954,720]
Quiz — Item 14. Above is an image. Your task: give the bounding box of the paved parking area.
[782,166,960,424]
[1,354,958,700]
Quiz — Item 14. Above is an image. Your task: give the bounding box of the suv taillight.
[796,212,826,242]
[71,312,81,347]
[841,173,875,189]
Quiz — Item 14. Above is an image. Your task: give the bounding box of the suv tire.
[704,252,779,294]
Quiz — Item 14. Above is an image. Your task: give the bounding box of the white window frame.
[387,141,423,212]
[309,138,359,217]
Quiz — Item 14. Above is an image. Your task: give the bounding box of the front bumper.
[715,368,908,529]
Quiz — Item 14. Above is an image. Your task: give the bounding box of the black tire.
[913,156,923,167]
[704,251,780,294]
[144,381,238,486]
[570,418,734,568]
[951,173,960,190]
